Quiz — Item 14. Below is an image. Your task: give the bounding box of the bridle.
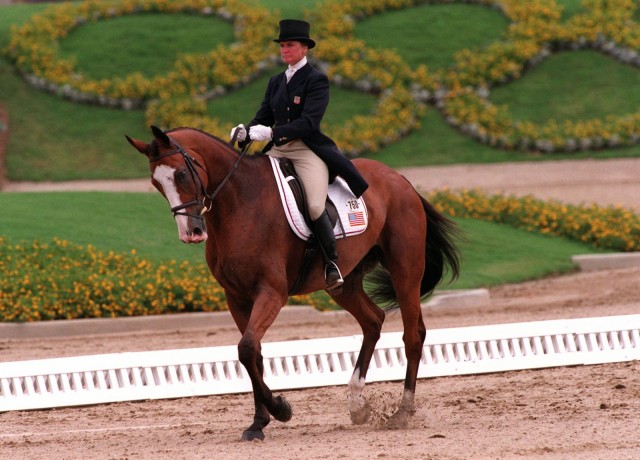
[149,129,252,221]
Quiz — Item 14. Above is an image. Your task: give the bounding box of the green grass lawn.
[58,13,235,79]
[355,3,509,70]
[556,0,587,19]
[448,217,602,289]
[0,69,150,181]
[490,50,640,123]
[0,192,202,262]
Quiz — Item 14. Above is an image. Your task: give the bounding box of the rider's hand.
[230,124,246,142]
[249,125,273,142]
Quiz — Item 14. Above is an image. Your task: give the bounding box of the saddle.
[277,158,339,230]
[269,157,368,294]
[270,156,368,241]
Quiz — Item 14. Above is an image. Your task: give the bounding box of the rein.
[150,129,252,220]
[206,130,252,208]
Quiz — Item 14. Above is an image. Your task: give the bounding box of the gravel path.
[398,157,640,212]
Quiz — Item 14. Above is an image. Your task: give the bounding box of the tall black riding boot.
[312,210,344,291]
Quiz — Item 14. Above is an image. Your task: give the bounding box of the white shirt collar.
[288,56,307,73]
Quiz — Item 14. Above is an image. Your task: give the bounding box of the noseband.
[149,134,251,221]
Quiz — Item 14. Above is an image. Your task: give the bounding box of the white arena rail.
[2,314,640,412]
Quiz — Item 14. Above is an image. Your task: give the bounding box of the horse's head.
[126,126,209,244]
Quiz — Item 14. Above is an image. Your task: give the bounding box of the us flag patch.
[348,211,365,226]
[293,96,301,104]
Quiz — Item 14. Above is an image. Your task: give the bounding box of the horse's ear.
[151,125,172,148]
[125,134,149,155]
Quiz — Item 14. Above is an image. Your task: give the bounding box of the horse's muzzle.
[180,229,208,244]
[177,216,208,244]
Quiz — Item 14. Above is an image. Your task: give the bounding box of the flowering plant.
[0,237,332,322]
[427,189,640,252]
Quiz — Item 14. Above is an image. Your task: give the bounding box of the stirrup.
[325,261,344,291]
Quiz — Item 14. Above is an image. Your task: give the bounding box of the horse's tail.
[420,194,461,295]
[367,193,462,310]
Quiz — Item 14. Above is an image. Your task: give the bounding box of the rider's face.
[280,41,307,66]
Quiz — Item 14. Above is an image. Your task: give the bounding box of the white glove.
[249,125,273,142]
[230,124,246,142]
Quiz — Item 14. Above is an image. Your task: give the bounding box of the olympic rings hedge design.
[5,0,275,109]
[5,0,640,155]
[437,0,640,152]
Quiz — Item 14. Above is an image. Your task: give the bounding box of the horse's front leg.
[235,291,292,441]
[240,343,270,441]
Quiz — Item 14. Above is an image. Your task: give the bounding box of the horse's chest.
[207,252,260,288]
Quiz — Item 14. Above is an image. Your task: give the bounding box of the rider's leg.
[267,141,343,290]
[311,209,344,290]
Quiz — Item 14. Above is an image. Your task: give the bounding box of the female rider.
[231,19,369,291]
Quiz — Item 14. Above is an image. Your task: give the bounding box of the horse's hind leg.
[373,199,428,428]
[387,303,426,429]
[330,268,385,425]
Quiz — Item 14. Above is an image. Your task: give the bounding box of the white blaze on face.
[153,164,191,240]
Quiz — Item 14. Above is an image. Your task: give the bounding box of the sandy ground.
[2,158,640,458]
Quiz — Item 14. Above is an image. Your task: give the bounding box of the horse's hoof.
[272,395,293,422]
[385,409,410,430]
[241,429,265,442]
[349,398,370,425]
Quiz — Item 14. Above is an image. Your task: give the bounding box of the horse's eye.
[176,169,188,184]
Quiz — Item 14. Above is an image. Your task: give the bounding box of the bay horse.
[126,126,460,441]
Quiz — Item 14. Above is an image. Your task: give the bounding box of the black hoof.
[241,429,265,442]
[272,395,293,422]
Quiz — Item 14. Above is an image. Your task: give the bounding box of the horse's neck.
[201,144,270,210]
[201,142,243,185]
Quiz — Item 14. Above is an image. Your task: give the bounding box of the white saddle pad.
[269,156,368,241]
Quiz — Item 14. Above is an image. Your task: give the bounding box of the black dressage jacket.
[241,62,369,198]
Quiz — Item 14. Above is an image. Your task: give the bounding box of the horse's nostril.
[193,227,203,236]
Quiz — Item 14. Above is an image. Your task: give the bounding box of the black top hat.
[273,19,316,49]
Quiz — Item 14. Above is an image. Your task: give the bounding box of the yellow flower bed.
[0,237,326,322]
[427,189,640,252]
